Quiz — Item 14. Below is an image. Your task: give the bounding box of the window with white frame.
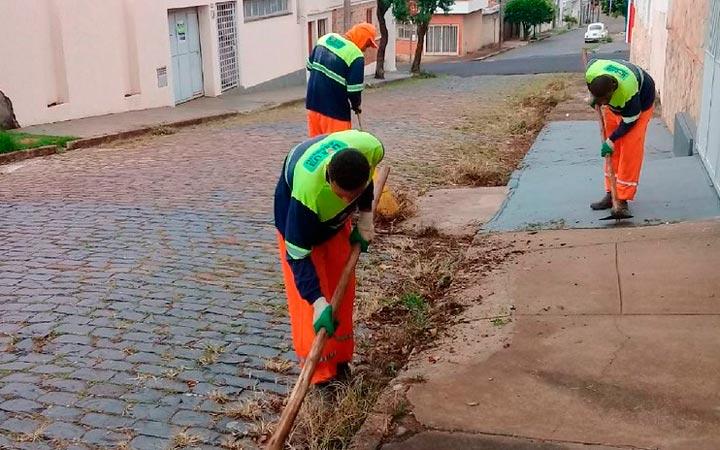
[397,23,416,40]
[243,0,289,21]
[425,25,458,55]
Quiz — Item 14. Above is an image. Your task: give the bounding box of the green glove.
[312,297,335,337]
[600,139,614,157]
[350,226,369,253]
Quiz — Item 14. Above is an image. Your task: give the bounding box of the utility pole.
[344,0,351,31]
[498,0,504,49]
[578,0,583,24]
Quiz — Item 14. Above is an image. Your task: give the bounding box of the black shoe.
[591,192,613,210]
[336,362,352,383]
[313,363,352,397]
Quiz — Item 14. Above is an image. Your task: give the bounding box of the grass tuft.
[0,131,76,154]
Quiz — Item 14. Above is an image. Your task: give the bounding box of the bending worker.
[586,58,655,216]
[274,129,384,385]
[306,23,378,137]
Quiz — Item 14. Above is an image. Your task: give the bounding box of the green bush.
[563,14,578,25]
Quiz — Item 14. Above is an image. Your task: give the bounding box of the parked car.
[584,23,608,42]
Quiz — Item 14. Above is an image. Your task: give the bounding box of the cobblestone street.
[0,74,553,449]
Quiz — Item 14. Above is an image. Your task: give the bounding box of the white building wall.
[237,0,305,88]
[0,0,298,126]
[0,0,396,127]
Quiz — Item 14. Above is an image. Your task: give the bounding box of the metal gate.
[697,0,720,194]
[217,1,239,91]
[425,25,458,55]
[168,8,204,104]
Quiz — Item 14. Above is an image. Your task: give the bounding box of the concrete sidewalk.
[382,220,720,450]
[20,72,411,140]
[484,119,720,231]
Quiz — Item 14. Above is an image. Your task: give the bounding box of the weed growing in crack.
[222,397,264,421]
[199,344,225,366]
[208,389,231,404]
[400,292,429,331]
[264,357,294,374]
[169,431,202,448]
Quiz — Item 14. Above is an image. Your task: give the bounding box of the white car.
[584,23,608,42]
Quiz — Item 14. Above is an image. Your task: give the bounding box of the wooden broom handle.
[596,106,620,211]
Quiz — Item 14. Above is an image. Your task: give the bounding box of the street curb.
[472,46,515,61]
[0,145,59,166]
[471,34,553,62]
[0,99,305,166]
[1,76,411,166]
[65,111,241,150]
[348,383,412,450]
[365,73,413,88]
[66,98,307,150]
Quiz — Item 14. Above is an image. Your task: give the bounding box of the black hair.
[328,148,370,191]
[588,75,618,99]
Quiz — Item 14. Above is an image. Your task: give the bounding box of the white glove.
[357,211,374,242]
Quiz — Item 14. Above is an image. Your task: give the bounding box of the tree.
[601,0,627,17]
[375,0,393,79]
[503,0,555,40]
[375,0,455,76]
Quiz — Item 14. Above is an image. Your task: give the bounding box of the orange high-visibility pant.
[307,110,352,138]
[276,223,355,384]
[603,106,654,201]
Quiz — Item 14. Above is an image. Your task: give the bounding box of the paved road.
[425,25,629,77]
[0,74,547,449]
[492,27,591,61]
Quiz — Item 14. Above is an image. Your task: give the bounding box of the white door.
[697,0,720,194]
[168,8,204,104]
[217,2,239,91]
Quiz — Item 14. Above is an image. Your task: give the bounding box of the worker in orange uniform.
[306,23,378,137]
[274,130,384,385]
[585,59,656,216]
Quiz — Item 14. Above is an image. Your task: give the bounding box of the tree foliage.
[504,0,555,39]
[392,0,454,25]
[393,0,455,73]
[601,0,627,17]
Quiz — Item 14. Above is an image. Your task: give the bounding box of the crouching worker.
[274,129,384,385]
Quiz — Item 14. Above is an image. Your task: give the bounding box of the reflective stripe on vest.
[310,33,363,89]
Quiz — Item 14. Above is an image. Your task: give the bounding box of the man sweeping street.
[585,58,656,217]
[306,23,378,137]
[274,129,384,386]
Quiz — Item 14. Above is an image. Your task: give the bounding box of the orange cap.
[345,22,378,50]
